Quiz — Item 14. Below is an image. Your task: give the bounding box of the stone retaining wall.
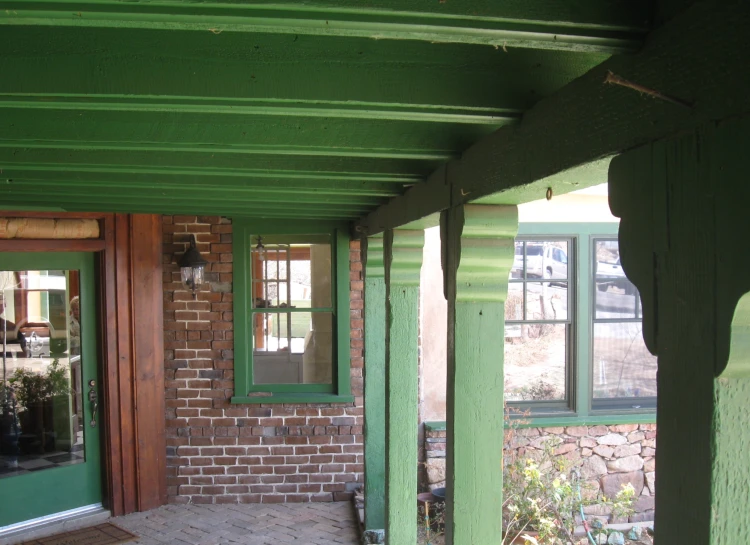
[424,423,656,523]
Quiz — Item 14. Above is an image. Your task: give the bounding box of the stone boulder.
[593,445,614,458]
[607,455,644,473]
[645,471,656,494]
[581,455,608,479]
[613,443,641,457]
[426,458,445,484]
[601,470,644,498]
[597,434,628,446]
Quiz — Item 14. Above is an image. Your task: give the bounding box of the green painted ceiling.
[0,1,653,220]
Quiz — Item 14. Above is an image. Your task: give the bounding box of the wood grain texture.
[363,236,386,532]
[130,214,167,510]
[0,239,105,252]
[384,229,424,545]
[442,204,517,545]
[101,213,166,515]
[99,213,125,516]
[609,116,750,544]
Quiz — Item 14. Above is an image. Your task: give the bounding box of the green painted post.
[608,117,750,544]
[441,204,517,545]
[364,235,386,543]
[383,228,424,545]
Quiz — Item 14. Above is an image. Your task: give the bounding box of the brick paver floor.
[111,502,360,545]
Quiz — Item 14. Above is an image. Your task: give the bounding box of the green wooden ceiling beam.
[0,0,651,30]
[1,27,611,112]
[0,109,501,154]
[0,0,649,53]
[1,179,392,206]
[0,191,373,215]
[0,175,404,199]
[31,199,365,220]
[0,145,448,177]
[2,163,418,185]
[0,95,518,126]
[356,1,750,235]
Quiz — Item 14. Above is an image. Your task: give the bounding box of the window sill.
[514,412,656,428]
[424,412,656,432]
[231,393,355,405]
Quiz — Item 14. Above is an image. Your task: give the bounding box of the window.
[592,238,657,409]
[232,220,352,403]
[505,239,573,409]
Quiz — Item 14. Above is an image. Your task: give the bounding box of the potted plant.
[0,381,19,455]
[8,359,72,453]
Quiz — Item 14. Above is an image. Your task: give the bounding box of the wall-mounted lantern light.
[254,236,266,261]
[179,234,207,299]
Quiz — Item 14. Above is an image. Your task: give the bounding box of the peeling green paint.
[364,235,386,532]
[442,204,517,545]
[384,229,424,545]
[609,116,750,544]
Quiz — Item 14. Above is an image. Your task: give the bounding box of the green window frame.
[590,237,657,412]
[505,223,656,427]
[505,236,576,414]
[231,219,353,404]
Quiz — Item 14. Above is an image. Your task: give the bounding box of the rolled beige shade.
[0,218,100,239]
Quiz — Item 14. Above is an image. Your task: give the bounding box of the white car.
[512,243,568,279]
[596,258,635,294]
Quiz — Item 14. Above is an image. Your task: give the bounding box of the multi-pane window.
[232,220,352,403]
[505,239,572,406]
[250,235,333,385]
[592,239,657,408]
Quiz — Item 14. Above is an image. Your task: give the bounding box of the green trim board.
[231,394,354,405]
[231,219,352,403]
[0,1,649,52]
[363,236,386,532]
[424,413,657,432]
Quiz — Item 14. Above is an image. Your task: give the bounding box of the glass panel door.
[0,253,101,528]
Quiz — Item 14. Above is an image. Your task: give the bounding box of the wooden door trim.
[0,239,106,252]
[0,211,167,517]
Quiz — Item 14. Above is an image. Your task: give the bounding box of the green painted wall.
[442,204,517,544]
[364,236,386,532]
[384,229,424,545]
[609,116,750,544]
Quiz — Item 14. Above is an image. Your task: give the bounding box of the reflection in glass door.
[0,253,101,529]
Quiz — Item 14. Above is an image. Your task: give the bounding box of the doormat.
[20,523,138,545]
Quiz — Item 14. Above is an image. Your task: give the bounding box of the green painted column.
[609,116,750,544]
[363,235,386,543]
[384,228,424,545]
[441,204,517,545]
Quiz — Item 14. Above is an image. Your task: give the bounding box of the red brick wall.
[163,216,364,504]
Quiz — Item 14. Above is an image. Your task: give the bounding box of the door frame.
[0,211,167,517]
[0,251,102,527]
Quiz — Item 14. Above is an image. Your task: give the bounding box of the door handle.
[88,379,98,428]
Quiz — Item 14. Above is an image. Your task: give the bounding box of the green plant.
[502,449,635,545]
[8,359,71,411]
